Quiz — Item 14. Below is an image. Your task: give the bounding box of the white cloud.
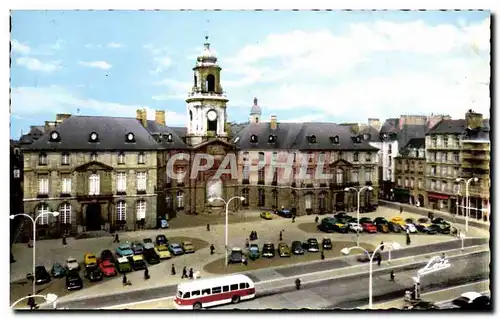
[11,39,31,55]
[150,56,173,74]
[78,60,112,70]
[84,43,103,49]
[16,57,61,72]
[218,17,490,121]
[107,42,125,48]
[11,85,186,126]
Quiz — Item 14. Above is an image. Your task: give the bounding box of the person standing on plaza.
[279,231,283,241]
[114,233,120,243]
[390,270,395,282]
[189,268,194,279]
[315,216,319,224]
[206,223,210,231]
[377,253,382,266]
[62,234,67,245]
[321,251,325,260]
[210,244,215,255]
[171,264,176,275]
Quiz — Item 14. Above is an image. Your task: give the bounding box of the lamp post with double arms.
[456,177,478,232]
[344,186,373,247]
[10,212,60,296]
[208,196,245,267]
[341,242,401,309]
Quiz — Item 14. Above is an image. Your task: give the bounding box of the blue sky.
[10,10,490,138]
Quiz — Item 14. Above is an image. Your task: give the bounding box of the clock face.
[51,132,58,140]
[90,132,98,140]
[207,110,217,121]
[127,133,134,141]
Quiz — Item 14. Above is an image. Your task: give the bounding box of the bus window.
[245,283,249,288]
[183,292,191,298]
[202,288,211,295]
[239,283,246,289]
[223,285,229,292]
[230,284,238,291]
[212,286,222,294]
[192,290,200,297]
[177,291,183,298]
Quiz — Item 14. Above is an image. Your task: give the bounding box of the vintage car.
[154,244,172,259]
[85,265,103,282]
[349,222,363,233]
[278,242,291,257]
[228,247,246,264]
[84,253,98,268]
[66,271,83,290]
[168,243,184,256]
[260,211,273,220]
[100,249,115,263]
[322,238,333,250]
[65,257,80,271]
[362,222,377,233]
[32,265,51,285]
[182,241,195,254]
[116,244,134,258]
[307,238,320,252]
[51,263,67,278]
[99,259,118,277]
[155,234,168,246]
[390,216,406,227]
[131,242,145,255]
[143,243,161,265]
[248,244,260,260]
[131,255,147,271]
[115,256,132,273]
[262,242,275,258]
[291,241,305,255]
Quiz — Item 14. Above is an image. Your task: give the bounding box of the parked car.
[131,255,147,271]
[432,218,451,233]
[248,244,260,260]
[100,249,115,263]
[65,257,80,271]
[416,218,432,232]
[262,242,275,258]
[362,222,377,233]
[260,211,273,220]
[131,242,145,255]
[99,259,118,277]
[155,234,168,246]
[357,251,381,263]
[405,218,415,224]
[425,224,440,235]
[318,217,336,233]
[278,242,291,257]
[143,238,153,244]
[291,241,305,255]
[84,253,98,268]
[322,238,332,250]
[168,243,184,256]
[334,212,349,219]
[388,222,402,233]
[154,244,172,259]
[182,241,195,254]
[334,221,349,233]
[452,292,491,310]
[66,271,83,290]
[33,265,51,285]
[373,217,388,225]
[377,223,390,233]
[116,244,134,258]
[51,263,67,278]
[359,217,373,224]
[348,222,363,233]
[116,257,132,273]
[307,238,320,252]
[277,209,293,218]
[228,247,245,264]
[390,216,406,227]
[405,223,418,233]
[143,243,160,265]
[85,265,103,282]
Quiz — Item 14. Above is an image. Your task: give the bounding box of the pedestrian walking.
[380,241,384,251]
[62,234,67,246]
[245,238,249,248]
[254,231,258,240]
[189,268,194,279]
[171,264,176,276]
[279,231,283,241]
[315,216,319,224]
[210,244,215,255]
[292,216,296,223]
[206,223,210,231]
[390,270,395,282]
[321,251,325,260]
[114,233,120,243]
[122,273,128,285]
[400,206,403,214]
[181,266,188,279]
[295,278,301,290]
[144,268,150,280]
[406,233,411,246]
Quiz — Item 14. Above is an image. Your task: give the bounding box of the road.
[215,250,490,309]
[53,238,487,309]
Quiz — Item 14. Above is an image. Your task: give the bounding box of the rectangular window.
[138,152,146,164]
[404,178,409,187]
[13,169,20,179]
[431,180,436,191]
[365,153,371,162]
[212,287,222,294]
[191,290,200,297]
[410,178,414,188]
[38,153,47,165]
[89,174,100,195]
[137,172,147,191]
[443,152,448,162]
[223,286,229,292]
[397,178,402,187]
[444,137,448,147]
[352,171,359,183]
[230,284,238,291]
[61,153,70,165]
[176,168,184,184]
[454,152,460,162]
[117,172,127,192]
[239,283,246,289]
[442,182,448,192]
[136,200,146,219]
[365,169,372,182]
[116,201,127,221]
[38,176,49,194]
[118,152,126,165]
[307,167,313,178]
[202,288,211,295]
[336,170,343,184]
[243,166,250,180]
[258,167,265,181]
[418,179,423,190]
[61,176,71,194]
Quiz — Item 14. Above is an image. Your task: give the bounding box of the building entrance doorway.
[86,203,102,231]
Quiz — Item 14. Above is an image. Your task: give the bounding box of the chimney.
[56,113,71,123]
[466,110,483,129]
[270,115,278,130]
[155,110,166,126]
[136,109,142,121]
[44,121,56,131]
[368,118,381,130]
[136,109,148,128]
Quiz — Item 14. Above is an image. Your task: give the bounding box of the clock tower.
[186,36,229,146]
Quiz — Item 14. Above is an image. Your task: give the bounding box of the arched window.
[242,188,249,206]
[206,74,215,92]
[116,201,127,221]
[258,189,265,207]
[136,200,146,219]
[305,194,312,210]
[89,173,100,195]
[37,203,50,225]
[59,203,71,224]
[165,193,173,210]
[189,110,193,121]
[336,169,344,184]
[176,190,184,209]
[194,74,197,87]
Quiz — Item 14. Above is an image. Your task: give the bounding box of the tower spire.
[204,35,210,49]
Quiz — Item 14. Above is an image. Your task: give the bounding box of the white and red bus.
[174,274,255,310]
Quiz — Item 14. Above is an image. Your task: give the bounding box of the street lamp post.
[10,212,60,296]
[456,177,478,232]
[344,186,373,247]
[208,196,245,267]
[341,241,401,309]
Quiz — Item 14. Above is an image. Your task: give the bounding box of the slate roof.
[24,116,163,151]
[233,122,378,151]
[426,119,466,135]
[404,138,425,149]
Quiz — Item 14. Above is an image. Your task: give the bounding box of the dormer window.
[251,134,258,143]
[49,131,60,142]
[330,135,340,145]
[308,135,317,144]
[89,132,99,143]
[118,152,126,164]
[138,152,146,164]
[308,152,313,163]
[268,135,277,143]
[126,132,135,143]
[355,136,362,143]
[91,152,98,161]
[363,133,370,140]
[166,133,173,143]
